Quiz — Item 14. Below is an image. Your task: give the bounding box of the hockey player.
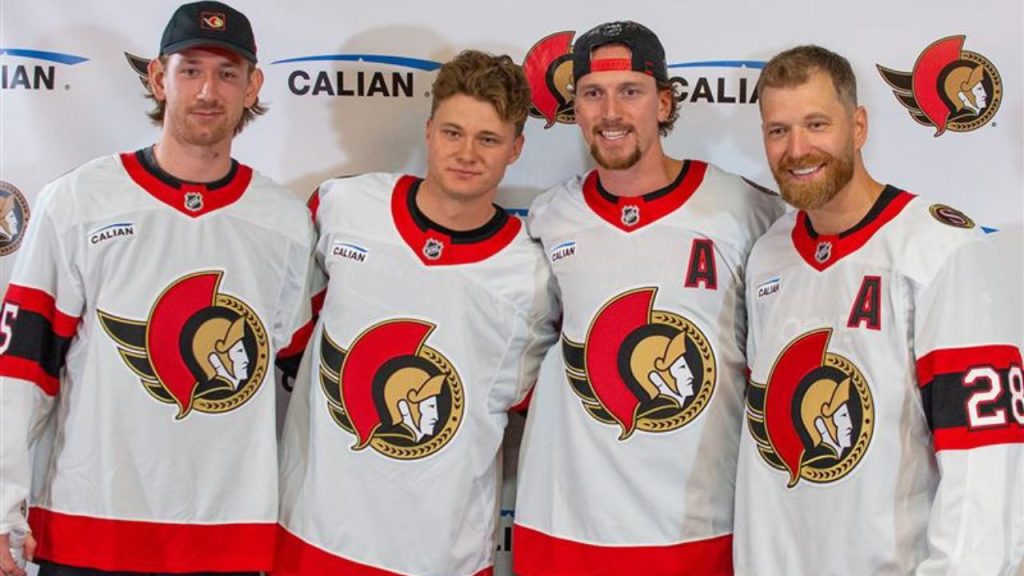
[0,2,316,575]
[734,44,1024,575]
[512,21,785,576]
[273,50,558,576]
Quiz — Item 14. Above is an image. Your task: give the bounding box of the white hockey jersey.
[275,173,558,576]
[735,186,1024,575]
[513,162,784,576]
[0,150,316,572]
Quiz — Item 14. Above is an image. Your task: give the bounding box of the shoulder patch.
[742,177,779,197]
[928,203,975,229]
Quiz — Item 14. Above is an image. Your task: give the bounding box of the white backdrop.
[2,1,1022,574]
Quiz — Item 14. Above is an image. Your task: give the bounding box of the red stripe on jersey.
[274,527,494,576]
[511,386,534,412]
[933,426,1024,451]
[120,152,252,218]
[279,320,313,359]
[582,161,708,233]
[391,175,522,266]
[29,507,275,572]
[0,356,60,396]
[4,284,80,338]
[916,345,1022,387]
[280,288,328,361]
[791,190,914,271]
[308,188,321,223]
[512,524,732,576]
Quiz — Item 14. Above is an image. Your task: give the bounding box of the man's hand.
[0,531,36,576]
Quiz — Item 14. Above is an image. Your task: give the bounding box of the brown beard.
[590,141,642,170]
[773,144,855,210]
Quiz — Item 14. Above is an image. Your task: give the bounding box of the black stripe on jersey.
[3,308,72,379]
[803,185,903,239]
[920,367,1019,432]
[405,179,509,244]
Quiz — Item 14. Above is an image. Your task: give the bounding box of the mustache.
[778,152,831,171]
[592,123,634,135]
[187,103,225,114]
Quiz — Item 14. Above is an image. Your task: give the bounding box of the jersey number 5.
[0,302,19,354]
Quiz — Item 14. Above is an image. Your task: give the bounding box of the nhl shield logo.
[0,181,30,257]
[878,35,1002,136]
[184,192,204,212]
[562,287,716,440]
[814,241,832,264]
[746,329,874,487]
[98,271,270,419]
[422,238,444,261]
[621,205,640,227]
[319,320,464,460]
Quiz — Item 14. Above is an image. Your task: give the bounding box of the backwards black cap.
[572,21,668,85]
[160,1,257,63]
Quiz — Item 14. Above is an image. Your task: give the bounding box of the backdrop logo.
[0,181,30,256]
[0,48,89,91]
[272,54,441,98]
[523,31,763,129]
[877,35,1001,136]
[524,31,576,128]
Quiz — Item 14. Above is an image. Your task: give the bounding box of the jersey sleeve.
[510,247,560,409]
[274,208,327,380]
[0,185,84,535]
[912,234,1024,574]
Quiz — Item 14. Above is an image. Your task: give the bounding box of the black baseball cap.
[160,1,257,63]
[572,21,668,85]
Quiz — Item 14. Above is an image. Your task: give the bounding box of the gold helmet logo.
[878,35,1001,136]
[320,320,464,460]
[563,288,716,440]
[746,329,873,487]
[99,272,270,419]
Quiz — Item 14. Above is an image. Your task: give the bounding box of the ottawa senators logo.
[524,31,577,128]
[877,35,1001,136]
[319,320,464,460]
[929,203,975,229]
[563,288,715,440]
[0,181,30,257]
[98,271,269,419]
[746,329,874,487]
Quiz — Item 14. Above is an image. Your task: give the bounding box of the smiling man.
[274,50,557,576]
[735,44,1024,575]
[0,3,317,575]
[512,21,784,576]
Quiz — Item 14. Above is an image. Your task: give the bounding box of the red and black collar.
[582,160,708,232]
[120,146,252,218]
[391,175,521,266]
[792,185,914,271]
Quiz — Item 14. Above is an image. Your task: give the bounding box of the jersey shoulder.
[241,168,313,246]
[889,193,992,280]
[526,172,587,240]
[699,163,786,220]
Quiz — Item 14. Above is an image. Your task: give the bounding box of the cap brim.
[162,39,256,64]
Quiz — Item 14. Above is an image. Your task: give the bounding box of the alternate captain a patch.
[319,320,464,460]
[746,329,874,487]
[562,287,716,440]
[98,271,269,419]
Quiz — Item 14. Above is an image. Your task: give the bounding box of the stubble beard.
[590,141,642,171]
